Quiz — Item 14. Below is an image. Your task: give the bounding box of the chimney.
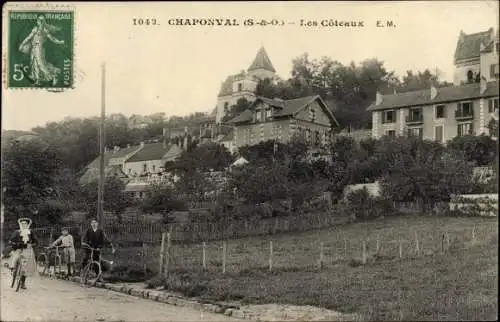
[459,30,465,41]
[140,141,145,148]
[375,91,383,105]
[480,42,485,51]
[480,76,487,94]
[393,88,397,95]
[430,85,438,100]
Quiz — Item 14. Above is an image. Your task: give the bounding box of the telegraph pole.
[97,63,106,227]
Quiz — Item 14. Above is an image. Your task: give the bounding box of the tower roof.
[248,47,276,73]
[454,28,494,63]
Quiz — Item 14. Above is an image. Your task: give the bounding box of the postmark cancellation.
[6,9,74,90]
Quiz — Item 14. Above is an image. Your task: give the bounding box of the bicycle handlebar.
[81,243,101,251]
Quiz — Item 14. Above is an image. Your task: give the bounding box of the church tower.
[215,47,277,124]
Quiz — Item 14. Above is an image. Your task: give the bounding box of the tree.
[80,176,133,222]
[379,137,472,212]
[447,134,497,166]
[2,138,62,226]
[221,97,252,122]
[139,183,186,219]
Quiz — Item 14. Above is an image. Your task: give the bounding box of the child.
[51,227,76,277]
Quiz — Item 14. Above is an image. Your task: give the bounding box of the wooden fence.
[32,212,349,247]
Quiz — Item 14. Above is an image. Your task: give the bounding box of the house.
[368,80,499,141]
[220,130,236,154]
[369,27,499,142]
[79,144,142,185]
[228,95,339,149]
[453,28,499,85]
[123,142,182,178]
[216,47,277,123]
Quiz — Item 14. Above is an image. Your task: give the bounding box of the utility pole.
[97,63,106,227]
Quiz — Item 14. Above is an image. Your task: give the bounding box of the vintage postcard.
[1,1,498,322]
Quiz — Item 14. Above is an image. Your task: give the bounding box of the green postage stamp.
[7,10,74,89]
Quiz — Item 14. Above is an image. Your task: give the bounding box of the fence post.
[471,225,476,243]
[159,232,166,276]
[269,241,273,272]
[414,231,420,255]
[344,238,348,260]
[165,232,171,276]
[399,238,403,259]
[202,242,207,271]
[319,241,324,269]
[142,242,147,274]
[362,240,367,264]
[376,236,380,255]
[222,241,227,274]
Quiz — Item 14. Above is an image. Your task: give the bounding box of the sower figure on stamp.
[8,218,39,289]
[81,219,115,280]
[19,15,65,86]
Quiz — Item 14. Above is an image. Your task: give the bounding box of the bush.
[104,264,156,283]
[342,188,397,221]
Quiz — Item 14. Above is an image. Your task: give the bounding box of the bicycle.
[80,243,103,285]
[10,246,32,292]
[37,245,66,277]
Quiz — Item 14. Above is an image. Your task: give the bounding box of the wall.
[372,97,489,142]
[453,60,480,85]
[216,92,256,123]
[123,159,166,177]
[294,100,332,127]
[480,44,499,82]
[233,119,291,148]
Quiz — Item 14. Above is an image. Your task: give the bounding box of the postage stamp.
[7,10,74,89]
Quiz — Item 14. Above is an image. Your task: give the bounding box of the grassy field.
[116,215,498,321]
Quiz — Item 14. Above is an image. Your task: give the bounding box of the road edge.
[60,275,250,319]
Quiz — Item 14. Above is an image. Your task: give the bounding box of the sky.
[1,1,498,131]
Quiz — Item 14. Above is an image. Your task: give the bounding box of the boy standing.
[51,227,76,277]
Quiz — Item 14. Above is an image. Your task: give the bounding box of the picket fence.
[33,212,349,246]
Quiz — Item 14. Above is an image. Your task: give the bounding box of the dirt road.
[0,267,239,321]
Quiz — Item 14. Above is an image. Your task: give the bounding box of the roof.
[367,81,499,111]
[124,183,148,192]
[163,144,183,162]
[84,145,141,169]
[126,142,171,163]
[85,151,115,169]
[454,29,493,63]
[248,47,276,73]
[79,165,128,185]
[228,95,339,126]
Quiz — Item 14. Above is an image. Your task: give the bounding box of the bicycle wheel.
[10,260,20,288]
[37,253,48,276]
[15,273,23,292]
[54,255,62,276]
[81,262,101,285]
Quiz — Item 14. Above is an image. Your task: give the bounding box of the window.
[128,168,132,174]
[457,102,473,117]
[408,127,423,138]
[143,163,147,173]
[491,64,499,79]
[238,83,243,92]
[385,130,396,138]
[256,111,262,121]
[488,98,499,113]
[467,70,474,83]
[152,165,156,172]
[435,105,446,119]
[383,110,396,123]
[265,109,272,119]
[224,102,229,113]
[435,126,444,142]
[457,123,473,137]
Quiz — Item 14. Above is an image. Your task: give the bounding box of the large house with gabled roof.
[228,95,339,149]
[215,47,277,124]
